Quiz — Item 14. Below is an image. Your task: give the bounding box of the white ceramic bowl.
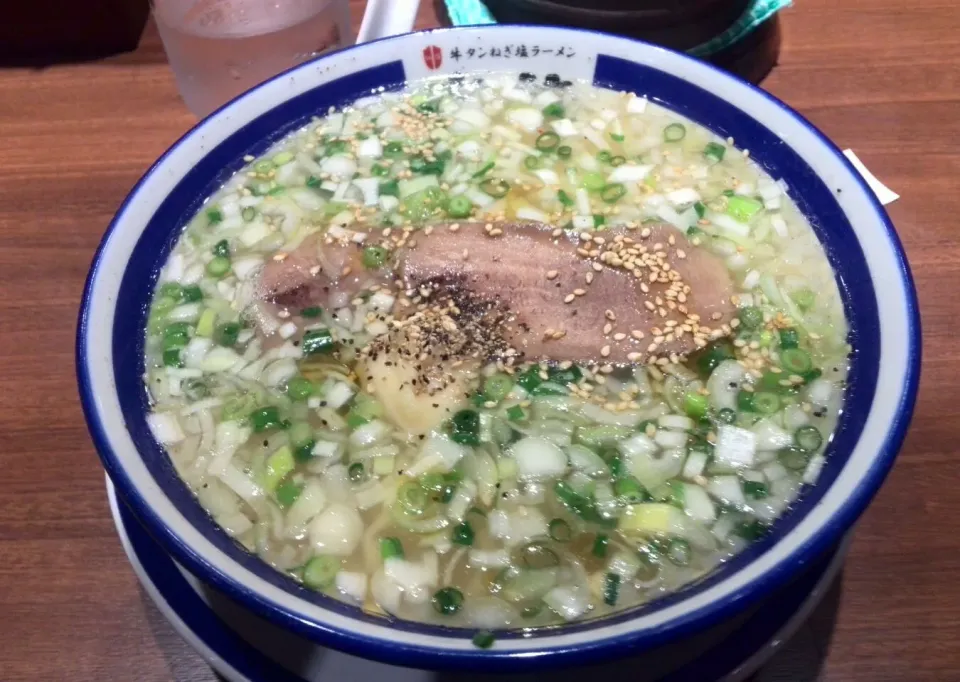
[77,25,920,671]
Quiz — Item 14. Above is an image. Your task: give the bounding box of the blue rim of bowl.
[113,477,847,682]
[77,24,921,670]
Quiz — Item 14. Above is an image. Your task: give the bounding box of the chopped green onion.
[383,141,405,158]
[162,322,191,350]
[516,365,542,392]
[449,409,481,446]
[446,194,473,219]
[417,98,441,114]
[302,555,339,590]
[452,521,474,546]
[483,373,514,402]
[597,150,612,164]
[781,348,813,374]
[348,461,365,482]
[524,155,540,170]
[722,189,735,197]
[779,446,811,470]
[683,391,708,419]
[521,603,543,619]
[180,285,203,303]
[324,139,348,155]
[345,416,369,434]
[286,376,314,402]
[779,328,800,349]
[206,256,231,278]
[479,177,510,198]
[753,391,781,414]
[206,208,223,224]
[250,406,283,432]
[535,131,560,151]
[379,179,400,197]
[275,480,303,509]
[744,480,769,500]
[666,538,692,566]
[603,572,621,606]
[703,142,726,162]
[371,163,389,177]
[518,541,560,570]
[794,425,823,452]
[592,533,609,558]
[305,176,321,189]
[557,145,572,159]
[698,342,735,376]
[263,446,295,492]
[548,364,582,384]
[432,587,464,615]
[220,393,257,422]
[717,407,737,425]
[614,476,646,504]
[726,195,763,223]
[472,161,495,178]
[791,288,816,311]
[361,246,389,269]
[410,154,445,175]
[593,214,606,228]
[583,172,605,192]
[737,390,756,412]
[606,451,625,478]
[162,348,183,368]
[506,405,526,422]
[191,308,217,339]
[548,518,572,542]
[664,123,686,142]
[380,536,404,559]
[734,520,769,542]
[293,440,316,463]
[301,306,322,318]
[610,155,626,166]
[542,102,565,118]
[158,282,182,300]
[610,133,625,142]
[738,306,764,330]
[557,189,574,207]
[398,480,430,516]
[302,328,335,355]
[600,183,626,203]
[694,201,707,219]
[216,322,241,347]
[212,239,230,258]
[472,631,495,649]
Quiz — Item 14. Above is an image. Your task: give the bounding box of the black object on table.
[462,0,782,84]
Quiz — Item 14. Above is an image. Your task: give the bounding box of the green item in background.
[443,0,791,58]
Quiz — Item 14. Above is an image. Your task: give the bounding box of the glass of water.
[151,0,352,117]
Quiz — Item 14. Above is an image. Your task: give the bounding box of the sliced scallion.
[600,183,626,203]
[664,123,686,142]
[479,178,510,198]
[794,425,823,452]
[535,131,560,151]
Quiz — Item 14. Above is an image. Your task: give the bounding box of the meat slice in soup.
[260,222,737,364]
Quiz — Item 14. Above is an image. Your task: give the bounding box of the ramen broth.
[143,74,848,635]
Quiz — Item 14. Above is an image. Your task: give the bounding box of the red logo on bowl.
[423,45,442,70]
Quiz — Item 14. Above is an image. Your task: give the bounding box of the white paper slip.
[842,149,899,206]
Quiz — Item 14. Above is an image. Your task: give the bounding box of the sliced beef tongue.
[258,221,736,365]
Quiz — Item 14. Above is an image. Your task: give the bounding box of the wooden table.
[0,0,953,679]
